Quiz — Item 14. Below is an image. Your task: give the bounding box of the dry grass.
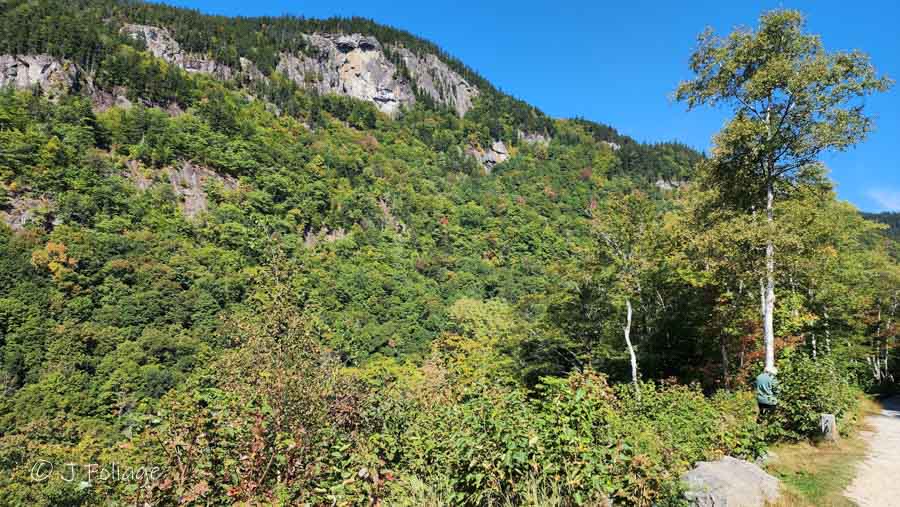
[764,397,881,507]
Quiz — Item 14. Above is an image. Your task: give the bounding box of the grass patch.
[765,397,881,507]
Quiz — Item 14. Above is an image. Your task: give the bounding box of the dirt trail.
[843,397,900,506]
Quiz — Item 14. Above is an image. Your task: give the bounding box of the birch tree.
[675,9,891,370]
[593,191,660,391]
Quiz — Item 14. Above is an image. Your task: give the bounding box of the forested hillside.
[0,2,897,505]
[864,211,900,241]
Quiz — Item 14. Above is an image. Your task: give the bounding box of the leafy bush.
[371,371,763,506]
[122,267,378,505]
[770,350,861,440]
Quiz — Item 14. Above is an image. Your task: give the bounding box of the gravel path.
[844,397,900,507]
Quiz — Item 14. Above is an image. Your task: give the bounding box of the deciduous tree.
[675,9,891,370]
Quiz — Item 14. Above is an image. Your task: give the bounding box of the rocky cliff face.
[0,54,78,98]
[120,23,477,117]
[468,140,510,174]
[120,23,238,80]
[391,46,478,116]
[166,161,238,219]
[276,33,415,116]
[124,160,238,220]
[276,34,480,116]
[2,24,479,118]
[1,193,54,231]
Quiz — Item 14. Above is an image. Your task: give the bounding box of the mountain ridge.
[0,0,700,168]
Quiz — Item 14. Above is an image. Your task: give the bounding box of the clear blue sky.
[166,0,899,212]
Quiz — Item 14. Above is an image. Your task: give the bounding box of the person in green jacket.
[756,366,778,414]
[755,366,778,416]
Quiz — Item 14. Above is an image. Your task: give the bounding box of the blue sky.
[166,0,899,212]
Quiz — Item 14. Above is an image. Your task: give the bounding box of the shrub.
[374,371,763,506]
[770,349,861,440]
[616,382,765,465]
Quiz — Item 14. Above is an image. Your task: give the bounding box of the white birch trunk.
[764,183,776,371]
[625,298,639,395]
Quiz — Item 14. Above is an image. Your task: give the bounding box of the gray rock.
[391,45,478,116]
[165,161,237,219]
[468,140,510,174]
[124,160,237,220]
[239,57,265,84]
[377,198,406,234]
[303,227,348,249]
[277,33,415,116]
[91,85,133,112]
[681,456,781,507]
[120,24,235,80]
[1,193,53,231]
[518,130,550,145]
[120,24,478,118]
[277,33,482,117]
[655,179,684,191]
[124,160,153,191]
[0,54,78,98]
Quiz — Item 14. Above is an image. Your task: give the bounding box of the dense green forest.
[864,211,900,241]
[0,2,897,505]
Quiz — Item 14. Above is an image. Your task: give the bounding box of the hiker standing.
[755,366,778,416]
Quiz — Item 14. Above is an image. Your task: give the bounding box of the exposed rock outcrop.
[681,456,781,507]
[119,24,480,117]
[603,141,621,151]
[125,160,153,191]
[277,33,415,116]
[518,130,550,145]
[303,227,348,248]
[468,140,510,174]
[165,161,237,219]
[120,23,237,80]
[1,193,54,231]
[392,46,477,116]
[125,160,237,219]
[3,23,478,119]
[377,198,406,234]
[0,54,78,98]
[239,57,266,84]
[91,85,133,112]
[655,179,683,191]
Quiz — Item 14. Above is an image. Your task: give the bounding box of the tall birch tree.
[593,191,660,391]
[675,9,891,370]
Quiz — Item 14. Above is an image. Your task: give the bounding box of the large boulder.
[681,456,781,507]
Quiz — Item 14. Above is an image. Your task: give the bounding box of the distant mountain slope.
[863,211,900,241]
[0,0,700,182]
[0,0,706,368]
[0,0,550,129]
